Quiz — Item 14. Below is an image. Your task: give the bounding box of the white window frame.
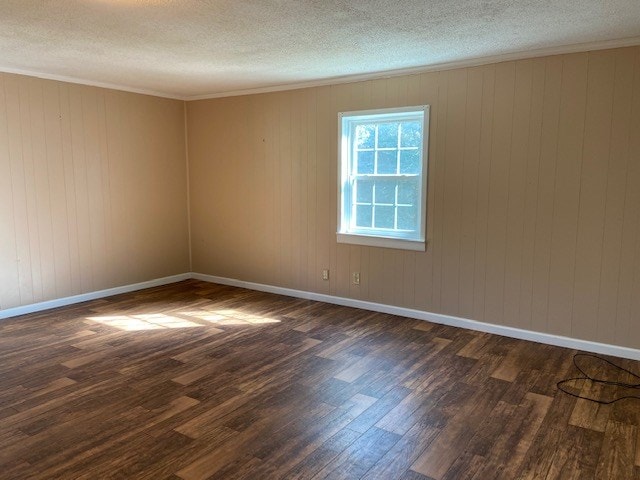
[337,105,429,251]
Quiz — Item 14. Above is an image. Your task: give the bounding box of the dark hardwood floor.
[1,280,639,479]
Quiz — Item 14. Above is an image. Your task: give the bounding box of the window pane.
[377,123,399,148]
[397,182,417,205]
[340,107,428,247]
[400,149,420,174]
[356,124,375,149]
[377,150,397,174]
[374,205,395,229]
[355,205,372,227]
[400,122,421,147]
[357,151,374,174]
[355,179,373,203]
[397,206,417,230]
[375,180,396,204]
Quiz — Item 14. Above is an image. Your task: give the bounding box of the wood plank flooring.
[0,280,639,479]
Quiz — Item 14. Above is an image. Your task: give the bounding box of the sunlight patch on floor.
[87,309,281,331]
[87,313,202,331]
[179,309,281,326]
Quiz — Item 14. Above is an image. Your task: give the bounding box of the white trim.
[0,273,191,320]
[337,106,429,251]
[1,37,638,102]
[0,66,187,100]
[185,37,640,100]
[2,271,639,361]
[336,233,425,251]
[191,273,640,361]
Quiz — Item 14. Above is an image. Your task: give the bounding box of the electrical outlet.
[353,272,360,285]
[322,269,330,281]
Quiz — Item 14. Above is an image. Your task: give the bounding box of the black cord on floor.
[556,353,640,405]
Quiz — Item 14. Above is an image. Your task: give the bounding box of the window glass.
[338,106,429,251]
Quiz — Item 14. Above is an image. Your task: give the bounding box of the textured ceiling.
[0,0,639,99]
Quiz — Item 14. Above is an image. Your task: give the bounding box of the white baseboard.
[192,272,640,361]
[2,271,639,361]
[0,273,192,320]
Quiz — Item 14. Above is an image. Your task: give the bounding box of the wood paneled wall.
[188,46,640,349]
[0,73,190,310]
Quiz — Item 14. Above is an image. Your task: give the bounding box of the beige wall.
[188,46,640,349]
[0,73,190,310]
[3,47,638,350]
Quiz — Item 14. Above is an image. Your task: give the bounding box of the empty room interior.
[2,1,640,479]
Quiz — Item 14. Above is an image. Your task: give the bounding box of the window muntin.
[338,106,428,251]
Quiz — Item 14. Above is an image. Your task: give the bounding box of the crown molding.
[1,36,638,102]
[0,66,187,100]
[186,36,640,101]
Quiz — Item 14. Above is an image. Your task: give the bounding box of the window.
[337,106,429,251]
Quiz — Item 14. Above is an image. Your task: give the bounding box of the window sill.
[336,233,426,251]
